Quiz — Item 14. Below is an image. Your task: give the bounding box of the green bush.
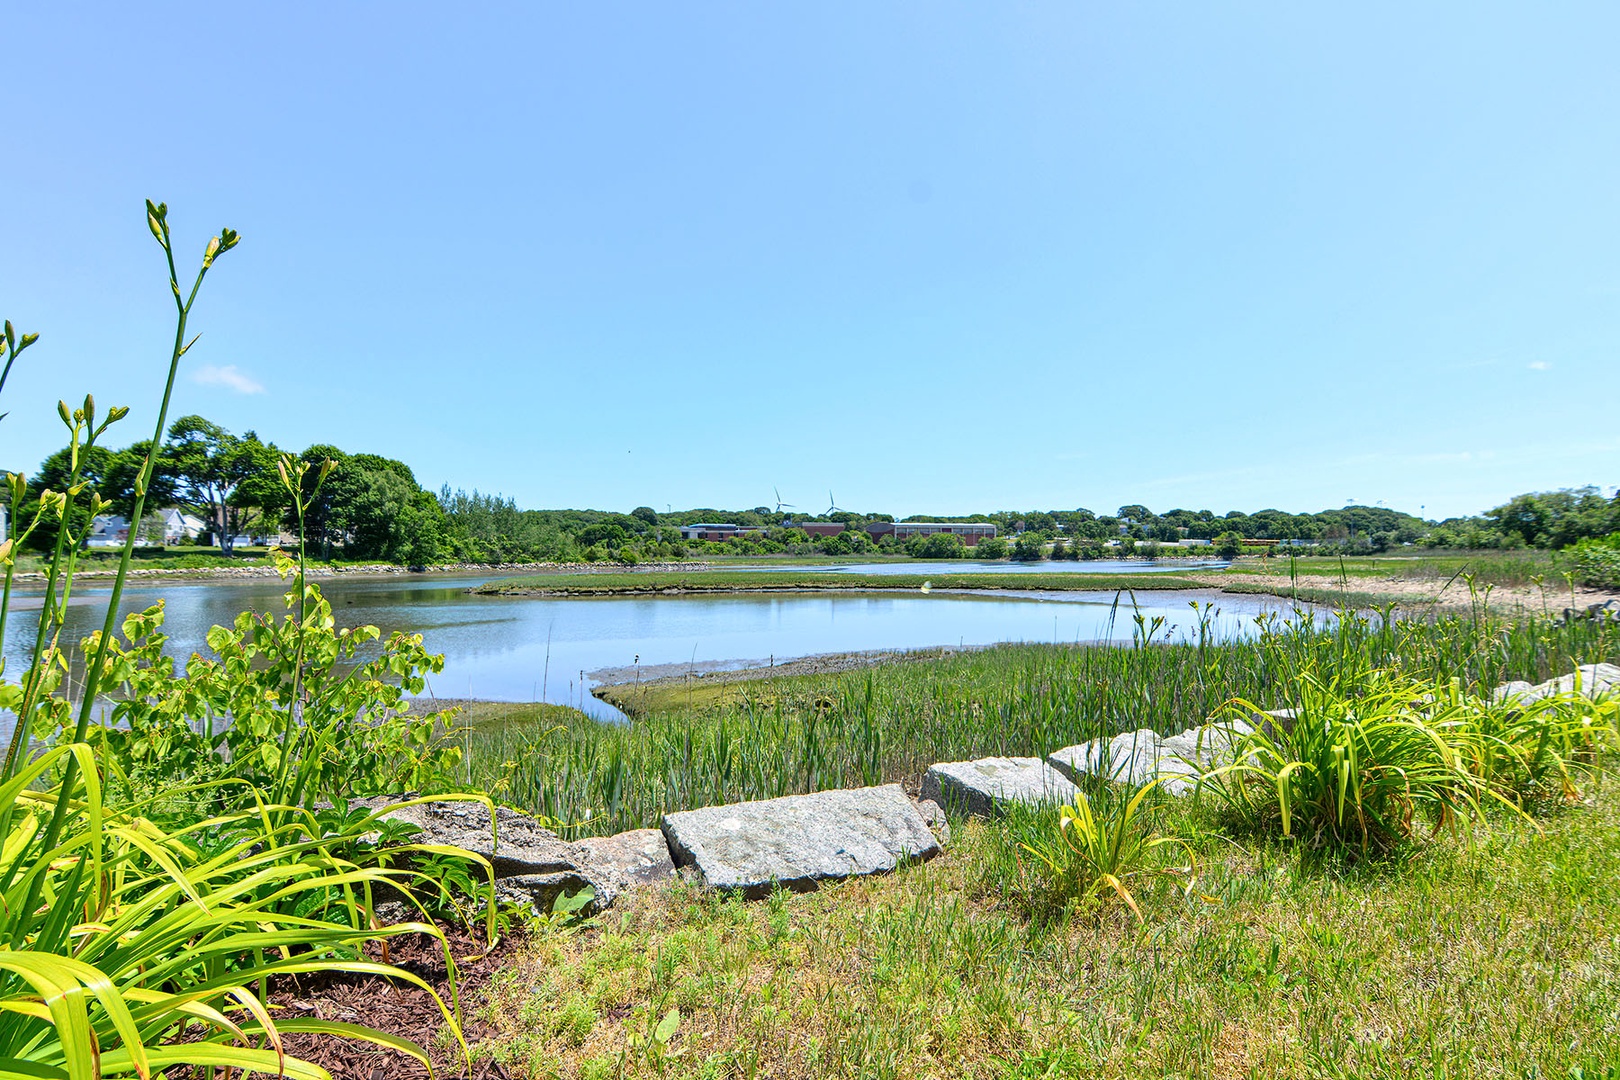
[1568,533,1620,588]
[972,536,1009,559]
[1011,534,1046,561]
[906,532,967,559]
[93,553,463,812]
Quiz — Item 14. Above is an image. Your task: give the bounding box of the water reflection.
[5,573,1305,721]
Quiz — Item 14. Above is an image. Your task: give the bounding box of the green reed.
[467,603,1619,836]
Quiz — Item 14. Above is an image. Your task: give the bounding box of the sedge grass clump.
[986,779,1194,921]
[1431,679,1617,807]
[1201,665,1615,856]
[1207,670,1498,854]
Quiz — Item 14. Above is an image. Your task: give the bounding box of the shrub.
[93,553,464,812]
[972,536,1009,559]
[1568,533,1620,588]
[1011,533,1046,561]
[1213,531,1244,558]
[907,532,967,559]
[1073,539,1106,560]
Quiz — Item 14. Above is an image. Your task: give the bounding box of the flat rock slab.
[355,797,676,914]
[1049,720,1255,796]
[921,757,1079,818]
[1497,663,1620,704]
[355,796,578,876]
[661,784,940,897]
[1048,730,1165,786]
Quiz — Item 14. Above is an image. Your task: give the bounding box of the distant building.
[864,521,997,547]
[85,515,130,548]
[679,523,766,542]
[160,509,208,544]
[86,509,210,548]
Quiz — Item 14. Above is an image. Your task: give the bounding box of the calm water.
[731,558,1229,575]
[7,572,1299,721]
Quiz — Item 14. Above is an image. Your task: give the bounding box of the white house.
[85,515,130,548]
[160,509,208,544]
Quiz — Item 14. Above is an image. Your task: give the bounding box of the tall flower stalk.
[24,202,237,910]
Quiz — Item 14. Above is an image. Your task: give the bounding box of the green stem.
[22,242,209,933]
[272,496,311,807]
[2,428,90,783]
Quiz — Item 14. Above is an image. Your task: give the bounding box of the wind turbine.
[825,490,844,517]
[773,487,795,525]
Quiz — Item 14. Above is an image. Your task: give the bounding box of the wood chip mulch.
[171,924,526,1080]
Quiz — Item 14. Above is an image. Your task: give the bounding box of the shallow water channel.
[5,571,1304,721]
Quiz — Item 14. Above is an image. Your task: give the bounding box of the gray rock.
[912,797,951,846]
[1154,720,1255,795]
[355,796,579,876]
[577,828,678,888]
[498,871,606,914]
[354,797,677,914]
[661,784,940,897]
[921,757,1079,818]
[1158,718,1253,769]
[1529,663,1620,702]
[1048,720,1255,797]
[1491,680,1535,704]
[1492,663,1620,705]
[1047,729,1165,785]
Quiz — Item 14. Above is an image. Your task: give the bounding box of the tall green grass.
[469,605,1619,835]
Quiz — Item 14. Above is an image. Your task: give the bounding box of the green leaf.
[552,885,595,916]
[654,1007,681,1044]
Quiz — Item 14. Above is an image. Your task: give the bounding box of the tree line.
[21,417,1616,564]
[25,416,446,564]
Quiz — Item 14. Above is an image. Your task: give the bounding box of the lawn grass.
[469,792,1620,1078]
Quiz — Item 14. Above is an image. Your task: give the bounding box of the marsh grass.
[467,606,1618,837]
[480,570,1212,595]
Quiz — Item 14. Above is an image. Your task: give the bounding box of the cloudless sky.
[4,3,1617,520]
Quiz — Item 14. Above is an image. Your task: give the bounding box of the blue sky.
[3,4,1617,520]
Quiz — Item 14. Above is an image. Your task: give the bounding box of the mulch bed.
[175,924,527,1080]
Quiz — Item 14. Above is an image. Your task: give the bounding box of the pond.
[4,572,1309,721]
